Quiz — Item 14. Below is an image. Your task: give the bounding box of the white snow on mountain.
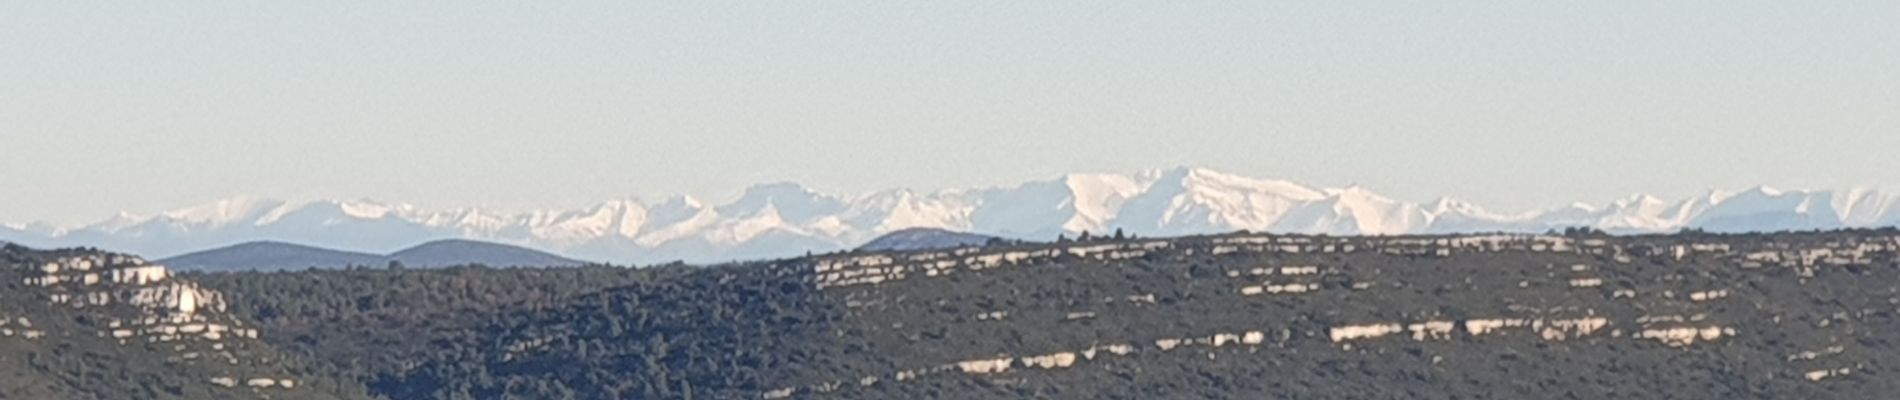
[1111,168,1324,237]
[3,167,1897,265]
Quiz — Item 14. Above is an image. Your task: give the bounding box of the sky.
[4,1,1898,225]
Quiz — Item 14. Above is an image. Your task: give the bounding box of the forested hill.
[0,244,367,399]
[174,229,1900,399]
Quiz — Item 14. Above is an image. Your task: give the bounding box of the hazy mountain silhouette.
[386,239,585,268]
[161,239,585,271]
[160,241,384,271]
[856,228,999,252]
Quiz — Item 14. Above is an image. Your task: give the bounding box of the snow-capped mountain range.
[5,167,1899,265]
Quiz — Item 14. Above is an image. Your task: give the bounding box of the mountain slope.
[856,228,1000,252]
[387,239,584,268]
[160,240,586,271]
[10,167,1900,264]
[159,241,384,272]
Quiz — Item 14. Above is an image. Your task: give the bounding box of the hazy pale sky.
[4,1,1897,225]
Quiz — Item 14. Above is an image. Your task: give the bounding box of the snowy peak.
[1687,187,1847,232]
[5,167,1897,265]
[528,199,649,245]
[859,189,970,234]
[156,196,285,225]
[1272,187,1424,235]
[1112,167,1325,236]
[717,182,847,223]
[1169,166,1325,201]
[1057,172,1148,233]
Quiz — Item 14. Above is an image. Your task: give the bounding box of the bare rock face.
[0,244,366,399]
